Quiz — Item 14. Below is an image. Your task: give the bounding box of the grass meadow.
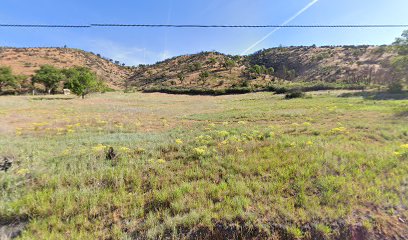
[0,91,407,239]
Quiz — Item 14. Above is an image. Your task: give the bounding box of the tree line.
[0,65,106,98]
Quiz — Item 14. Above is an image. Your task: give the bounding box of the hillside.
[0,47,132,89]
[128,45,399,91]
[0,45,401,93]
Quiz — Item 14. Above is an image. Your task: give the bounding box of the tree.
[177,72,186,83]
[199,71,210,85]
[224,59,236,73]
[189,62,202,72]
[0,67,20,93]
[208,57,217,67]
[390,30,408,89]
[32,65,65,94]
[64,67,104,99]
[393,30,408,55]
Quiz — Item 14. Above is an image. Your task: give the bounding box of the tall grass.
[0,92,407,239]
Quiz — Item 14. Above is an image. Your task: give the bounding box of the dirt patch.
[0,221,27,240]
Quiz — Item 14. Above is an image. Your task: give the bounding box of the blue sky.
[1,0,408,65]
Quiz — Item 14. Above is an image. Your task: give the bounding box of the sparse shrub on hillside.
[208,57,217,67]
[32,65,65,94]
[311,51,330,62]
[241,80,249,87]
[177,72,185,83]
[199,71,210,85]
[189,62,202,72]
[246,65,274,79]
[223,58,236,73]
[283,66,296,80]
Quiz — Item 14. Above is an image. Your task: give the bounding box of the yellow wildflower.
[236,148,244,153]
[400,144,408,149]
[194,146,207,156]
[302,122,311,127]
[220,140,228,145]
[62,148,71,156]
[175,139,183,145]
[157,159,166,164]
[136,147,146,153]
[394,151,402,157]
[306,141,313,146]
[92,144,106,152]
[217,130,229,138]
[330,127,347,134]
[17,168,30,176]
[120,147,131,153]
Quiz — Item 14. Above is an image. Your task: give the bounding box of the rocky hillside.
[128,45,399,90]
[247,45,396,84]
[0,45,400,92]
[0,47,132,88]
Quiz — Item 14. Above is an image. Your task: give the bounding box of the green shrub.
[285,90,305,99]
[387,81,404,93]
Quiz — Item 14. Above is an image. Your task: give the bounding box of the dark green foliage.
[143,86,252,95]
[32,65,65,94]
[285,90,305,99]
[387,81,404,93]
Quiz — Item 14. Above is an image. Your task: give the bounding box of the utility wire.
[1,23,408,28]
[91,24,408,28]
[0,24,90,28]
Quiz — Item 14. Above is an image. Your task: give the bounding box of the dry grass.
[0,91,407,239]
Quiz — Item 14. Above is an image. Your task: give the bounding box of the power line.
[0,24,90,28]
[1,23,408,28]
[91,24,408,28]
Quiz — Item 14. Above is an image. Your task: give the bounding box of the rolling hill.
[128,45,399,91]
[0,47,132,89]
[0,45,401,93]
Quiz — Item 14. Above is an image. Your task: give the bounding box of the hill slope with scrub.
[0,47,132,89]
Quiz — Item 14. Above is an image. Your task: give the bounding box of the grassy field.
[0,91,407,239]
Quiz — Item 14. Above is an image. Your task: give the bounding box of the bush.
[387,81,404,93]
[143,87,252,96]
[285,90,305,99]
